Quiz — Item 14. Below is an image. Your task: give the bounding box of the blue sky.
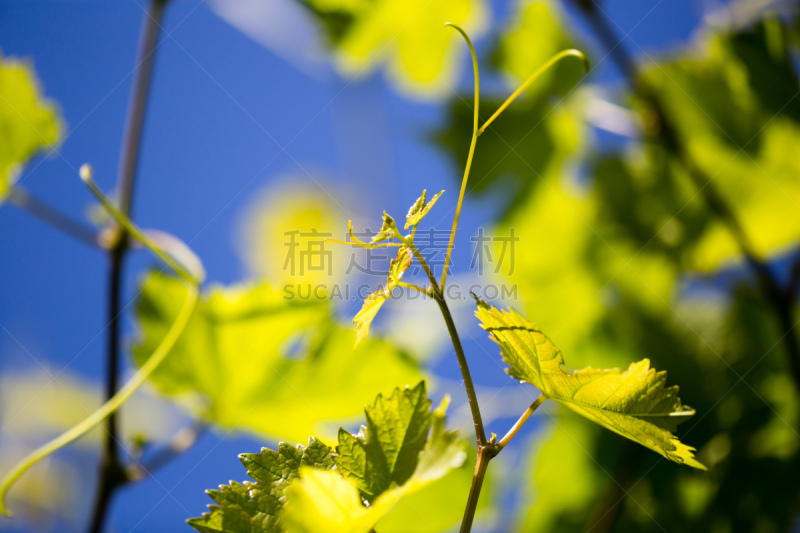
[0,1,711,531]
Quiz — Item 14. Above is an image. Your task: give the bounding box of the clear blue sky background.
[0,1,708,531]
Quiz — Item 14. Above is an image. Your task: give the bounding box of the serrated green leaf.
[190,382,465,533]
[353,245,412,347]
[134,271,421,443]
[0,53,61,201]
[281,385,466,532]
[188,438,335,533]
[474,299,705,469]
[404,189,444,229]
[335,381,431,498]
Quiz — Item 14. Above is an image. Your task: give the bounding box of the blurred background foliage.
[2,0,800,531]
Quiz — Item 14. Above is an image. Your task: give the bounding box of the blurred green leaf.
[188,438,334,533]
[0,52,61,200]
[628,21,800,271]
[302,0,488,99]
[134,271,422,443]
[475,299,704,468]
[515,414,605,532]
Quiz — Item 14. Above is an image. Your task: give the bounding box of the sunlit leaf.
[353,245,412,347]
[189,382,465,533]
[474,299,705,469]
[0,53,61,200]
[334,381,431,498]
[304,0,488,99]
[282,385,466,532]
[369,211,398,244]
[134,272,421,443]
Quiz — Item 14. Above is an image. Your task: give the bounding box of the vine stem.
[403,237,488,446]
[570,0,800,389]
[459,394,547,532]
[433,289,488,446]
[328,25,589,532]
[0,286,198,516]
[92,0,167,531]
[433,23,591,532]
[459,445,492,533]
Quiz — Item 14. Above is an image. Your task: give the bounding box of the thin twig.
[129,422,208,480]
[5,187,100,248]
[91,1,167,531]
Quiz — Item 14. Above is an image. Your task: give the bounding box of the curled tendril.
[0,165,205,517]
[478,48,590,135]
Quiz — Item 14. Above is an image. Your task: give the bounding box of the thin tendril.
[0,286,199,516]
[442,22,480,290]
[80,164,202,285]
[479,49,590,135]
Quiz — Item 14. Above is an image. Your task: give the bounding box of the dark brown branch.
[89,1,167,531]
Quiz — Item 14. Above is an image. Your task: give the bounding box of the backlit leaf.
[405,189,444,229]
[304,0,489,99]
[189,382,465,533]
[474,299,705,469]
[353,245,412,347]
[282,385,466,532]
[369,211,398,244]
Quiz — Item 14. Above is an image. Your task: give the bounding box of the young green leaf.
[188,438,335,533]
[474,298,706,469]
[281,385,466,533]
[353,245,412,347]
[189,382,466,533]
[405,189,444,229]
[369,211,399,244]
[335,381,431,498]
